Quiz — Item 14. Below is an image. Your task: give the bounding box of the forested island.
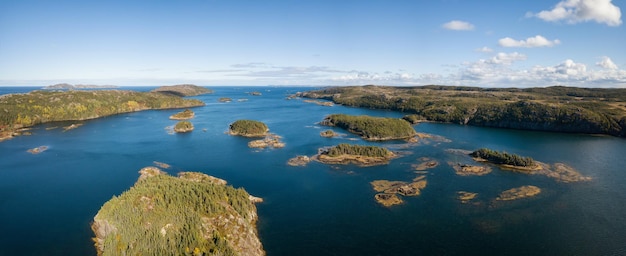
[315,143,396,166]
[321,114,416,141]
[298,85,626,137]
[170,109,195,120]
[174,121,194,133]
[228,120,269,137]
[0,90,204,141]
[92,167,264,256]
[151,84,214,97]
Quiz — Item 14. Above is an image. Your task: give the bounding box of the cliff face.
[92,167,264,256]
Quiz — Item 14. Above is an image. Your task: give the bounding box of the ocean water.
[1,86,625,256]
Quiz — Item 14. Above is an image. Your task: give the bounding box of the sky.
[0,0,625,87]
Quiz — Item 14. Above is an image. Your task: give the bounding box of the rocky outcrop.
[248,134,285,149]
[287,155,311,166]
[450,162,492,176]
[370,178,428,207]
[496,185,541,201]
[169,109,194,120]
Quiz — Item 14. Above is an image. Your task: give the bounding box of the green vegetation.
[299,85,626,137]
[470,148,535,167]
[170,109,194,120]
[322,114,416,140]
[324,143,392,158]
[320,129,336,137]
[174,121,194,133]
[0,90,204,139]
[93,169,260,256]
[151,84,213,96]
[229,120,268,137]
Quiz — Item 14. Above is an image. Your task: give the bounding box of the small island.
[370,177,428,207]
[496,185,541,201]
[320,129,337,138]
[248,134,285,149]
[450,162,492,176]
[151,84,213,97]
[228,120,269,137]
[412,157,439,171]
[27,145,48,154]
[92,167,264,256]
[249,91,262,96]
[470,148,535,169]
[320,114,416,141]
[457,191,478,203]
[174,121,194,133]
[287,155,311,166]
[219,97,232,103]
[314,143,396,166]
[169,109,194,120]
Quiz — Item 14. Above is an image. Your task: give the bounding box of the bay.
[1,86,625,255]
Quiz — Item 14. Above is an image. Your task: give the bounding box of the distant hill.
[43,83,119,89]
[298,85,626,138]
[151,84,213,97]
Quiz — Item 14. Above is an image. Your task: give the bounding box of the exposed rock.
[287,155,311,166]
[27,145,48,154]
[303,99,334,106]
[219,97,232,102]
[457,191,478,203]
[248,134,285,149]
[178,172,227,185]
[413,157,439,171]
[450,162,492,176]
[371,179,427,207]
[374,193,403,207]
[138,166,167,182]
[320,129,337,138]
[496,185,541,201]
[63,123,83,131]
[248,195,264,203]
[153,161,171,169]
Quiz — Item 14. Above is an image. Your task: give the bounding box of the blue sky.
[1,0,624,87]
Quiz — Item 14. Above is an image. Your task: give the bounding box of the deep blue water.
[1,86,625,255]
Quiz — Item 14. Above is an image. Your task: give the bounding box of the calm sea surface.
[1,86,625,255]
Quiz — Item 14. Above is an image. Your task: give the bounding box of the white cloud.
[596,56,618,69]
[475,46,494,53]
[498,35,561,48]
[531,0,622,26]
[442,20,475,31]
[487,52,527,65]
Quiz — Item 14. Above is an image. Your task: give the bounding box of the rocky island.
[0,90,205,141]
[496,185,541,201]
[92,167,264,256]
[298,85,626,137]
[170,109,195,120]
[314,143,396,166]
[320,129,337,138]
[370,176,428,207]
[151,84,213,97]
[321,114,417,141]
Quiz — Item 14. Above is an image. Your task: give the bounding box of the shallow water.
[1,86,625,255]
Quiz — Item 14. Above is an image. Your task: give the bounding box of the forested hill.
[0,90,205,140]
[298,85,626,137]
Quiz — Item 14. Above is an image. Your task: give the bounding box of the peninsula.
[92,167,264,256]
[321,114,416,141]
[0,90,205,141]
[151,84,213,97]
[298,85,626,137]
